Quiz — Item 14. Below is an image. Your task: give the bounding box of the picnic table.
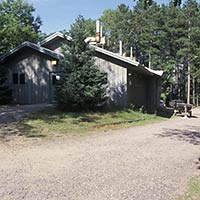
[169,100,192,117]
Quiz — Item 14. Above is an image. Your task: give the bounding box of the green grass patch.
[179,177,200,200]
[0,107,163,140]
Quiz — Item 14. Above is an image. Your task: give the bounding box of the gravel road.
[0,108,200,200]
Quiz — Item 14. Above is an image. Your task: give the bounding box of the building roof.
[0,41,63,62]
[94,45,163,77]
[1,31,163,77]
[41,32,72,46]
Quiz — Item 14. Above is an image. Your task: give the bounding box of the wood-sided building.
[0,32,163,113]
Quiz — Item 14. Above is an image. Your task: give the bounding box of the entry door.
[49,72,60,103]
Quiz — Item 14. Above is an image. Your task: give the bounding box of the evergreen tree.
[56,16,107,111]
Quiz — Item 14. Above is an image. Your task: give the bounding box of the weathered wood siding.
[95,56,127,106]
[146,77,161,113]
[127,69,147,109]
[42,37,66,54]
[5,48,57,104]
[95,52,161,112]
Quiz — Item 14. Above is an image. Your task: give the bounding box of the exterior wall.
[95,57,127,107]
[146,77,161,113]
[95,52,161,111]
[42,37,65,54]
[127,69,147,109]
[5,48,58,104]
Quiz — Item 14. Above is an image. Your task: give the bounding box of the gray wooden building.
[0,32,163,112]
[94,46,163,112]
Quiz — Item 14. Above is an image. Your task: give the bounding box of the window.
[13,73,18,84]
[13,73,25,85]
[20,73,25,84]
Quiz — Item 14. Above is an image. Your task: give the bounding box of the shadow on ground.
[157,127,200,145]
[156,107,174,118]
[27,108,102,124]
[0,107,102,141]
[0,121,46,141]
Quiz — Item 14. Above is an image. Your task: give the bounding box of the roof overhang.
[94,45,163,77]
[0,31,164,78]
[41,32,72,46]
[0,42,63,62]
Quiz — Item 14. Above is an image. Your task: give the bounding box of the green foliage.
[0,0,41,104]
[101,0,200,102]
[0,0,42,55]
[81,18,96,38]
[101,4,132,53]
[56,16,107,111]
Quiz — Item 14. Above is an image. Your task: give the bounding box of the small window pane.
[13,73,18,84]
[20,73,25,84]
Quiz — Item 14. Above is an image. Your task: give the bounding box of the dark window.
[13,73,18,84]
[52,75,57,85]
[20,73,25,84]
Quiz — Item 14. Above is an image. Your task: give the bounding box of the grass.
[11,107,163,139]
[0,107,164,140]
[179,177,200,200]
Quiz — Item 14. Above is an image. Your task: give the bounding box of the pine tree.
[56,16,107,111]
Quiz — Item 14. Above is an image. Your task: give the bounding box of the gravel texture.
[0,108,200,200]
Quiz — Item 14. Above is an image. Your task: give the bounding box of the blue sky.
[28,0,167,34]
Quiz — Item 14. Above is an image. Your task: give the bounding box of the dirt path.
[0,109,200,200]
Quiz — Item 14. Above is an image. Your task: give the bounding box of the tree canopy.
[0,0,42,55]
[100,0,200,104]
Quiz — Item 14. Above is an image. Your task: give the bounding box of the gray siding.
[95,57,127,106]
[95,52,161,112]
[42,37,65,54]
[5,49,57,104]
[127,69,147,109]
[146,77,161,113]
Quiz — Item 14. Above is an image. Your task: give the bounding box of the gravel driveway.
[0,108,200,200]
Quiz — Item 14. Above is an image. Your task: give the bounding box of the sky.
[28,0,167,34]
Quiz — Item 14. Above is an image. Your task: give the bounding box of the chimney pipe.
[96,20,100,43]
[119,40,122,56]
[130,47,133,59]
[100,25,103,38]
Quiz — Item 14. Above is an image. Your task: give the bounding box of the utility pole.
[187,60,190,104]
[192,77,195,105]
[187,16,191,105]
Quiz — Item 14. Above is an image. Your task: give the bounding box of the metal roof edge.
[0,41,63,61]
[144,67,163,77]
[93,45,140,67]
[41,32,72,46]
[94,46,163,77]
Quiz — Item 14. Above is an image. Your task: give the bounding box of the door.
[49,71,61,103]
